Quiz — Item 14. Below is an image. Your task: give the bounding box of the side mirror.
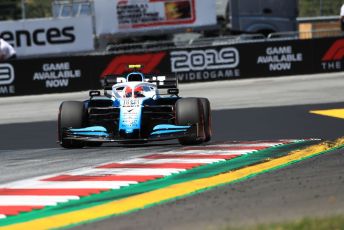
[168,88,179,95]
[89,90,101,97]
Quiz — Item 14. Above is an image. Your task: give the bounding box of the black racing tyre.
[175,98,205,145]
[199,98,212,142]
[58,101,86,148]
[85,142,103,147]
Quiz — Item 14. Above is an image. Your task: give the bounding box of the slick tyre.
[58,101,86,148]
[199,98,212,142]
[175,98,205,145]
[85,142,103,147]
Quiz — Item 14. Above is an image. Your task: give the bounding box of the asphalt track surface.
[0,72,344,229]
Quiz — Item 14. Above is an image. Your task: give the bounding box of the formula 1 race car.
[57,65,211,148]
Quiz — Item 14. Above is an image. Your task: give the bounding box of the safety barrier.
[0,35,344,97]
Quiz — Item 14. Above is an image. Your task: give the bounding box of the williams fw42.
[58,66,212,148]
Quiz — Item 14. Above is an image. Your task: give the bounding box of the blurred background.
[0,0,343,96]
[0,0,342,20]
[299,0,342,17]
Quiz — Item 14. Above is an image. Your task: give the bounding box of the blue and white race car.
[58,65,211,148]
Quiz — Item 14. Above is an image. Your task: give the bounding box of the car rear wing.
[103,74,179,95]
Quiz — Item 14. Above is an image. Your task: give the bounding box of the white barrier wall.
[0,17,94,56]
[94,0,216,35]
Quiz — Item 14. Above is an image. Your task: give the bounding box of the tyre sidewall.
[58,101,86,148]
[199,98,212,142]
[175,98,205,145]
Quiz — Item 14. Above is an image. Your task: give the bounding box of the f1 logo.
[0,63,15,85]
[322,39,344,61]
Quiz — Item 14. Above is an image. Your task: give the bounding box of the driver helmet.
[134,86,144,98]
[124,86,132,98]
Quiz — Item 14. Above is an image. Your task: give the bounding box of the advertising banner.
[1,36,344,97]
[99,52,170,77]
[0,63,15,95]
[91,38,332,84]
[0,17,94,57]
[170,46,241,82]
[167,40,315,82]
[0,56,100,97]
[237,40,314,78]
[313,37,344,73]
[94,0,216,35]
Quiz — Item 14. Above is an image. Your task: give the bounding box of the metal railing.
[104,28,343,54]
[297,15,339,23]
[105,33,269,54]
[105,40,176,53]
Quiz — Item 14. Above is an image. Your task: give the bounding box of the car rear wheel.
[85,142,103,147]
[175,98,205,145]
[199,98,212,142]
[58,101,86,148]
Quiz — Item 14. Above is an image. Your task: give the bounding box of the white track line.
[0,196,79,206]
[159,150,254,155]
[0,214,6,219]
[1,181,135,189]
[69,168,185,176]
[120,158,225,164]
[211,143,282,147]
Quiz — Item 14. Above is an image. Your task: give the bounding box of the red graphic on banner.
[117,0,196,29]
[322,39,344,61]
[100,52,166,78]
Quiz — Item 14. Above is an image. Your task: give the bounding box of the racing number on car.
[123,99,140,107]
